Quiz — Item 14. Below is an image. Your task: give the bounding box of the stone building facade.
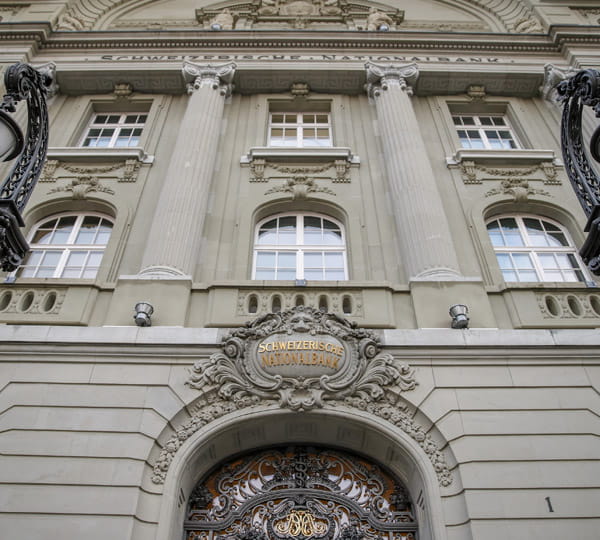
[1,1,600,539]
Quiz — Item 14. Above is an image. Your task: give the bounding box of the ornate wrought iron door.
[185,447,417,540]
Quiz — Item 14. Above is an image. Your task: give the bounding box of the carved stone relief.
[458,161,561,186]
[248,160,352,183]
[264,177,336,199]
[237,290,364,317]
[197,0,404,31]
[0,288,66,315]
[40,160,143,192]
[150,308,452,488]
[484,179,550,202]
[48,177,115,199]
[537,292,600,320]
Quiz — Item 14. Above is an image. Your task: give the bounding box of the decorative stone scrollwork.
[182,61,236,98]
[150,309,451,487]
[264,176,336,199]
[40,160,142,187]
[186,306,416,411]
[48,176,115,199]
[365,62,418,99]
[459,161,561,186]
[484,179,551,202]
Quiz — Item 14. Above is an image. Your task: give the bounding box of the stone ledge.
[47,147,154,164]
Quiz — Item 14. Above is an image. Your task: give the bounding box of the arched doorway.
[184,446,418,540]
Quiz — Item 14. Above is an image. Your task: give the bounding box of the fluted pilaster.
[365,62,461,279]
[140,61,235,277]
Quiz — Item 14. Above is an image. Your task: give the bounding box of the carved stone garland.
[152,307,452,487]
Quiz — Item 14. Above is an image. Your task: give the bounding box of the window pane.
[277,269,296,280]
[304,269,324,280]
[256,251,276,267]
[499,218,523,246]
[278,252,296,268]
[304,252,323,268]
[278,217,296,244]
[325,269,345,280]
[513,253,534,269]
[271,114,284,124]
[479,116,493,126]
[255,269,275,280]
[75,216,101,244]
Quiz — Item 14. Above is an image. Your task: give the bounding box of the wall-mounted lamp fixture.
[449,304,469,329]
[378,23,390,31]
[211,23,222,30]
[134,302,154,327]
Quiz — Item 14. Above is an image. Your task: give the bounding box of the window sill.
[47,147,154,164]
[241,146,360,164]
[446,148,561,167]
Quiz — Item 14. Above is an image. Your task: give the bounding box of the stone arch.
[56,0,542,34]
[146,404,463,540]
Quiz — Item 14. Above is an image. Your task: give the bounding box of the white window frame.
[80,112,147,148]
[268,112,333,148]
[453,114,519,150]
[16,213,114,279]
[486,214,587,283]
[252,213,348,281]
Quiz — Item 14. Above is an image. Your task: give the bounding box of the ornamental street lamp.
[558,68,600,275]
[0,63,51,271]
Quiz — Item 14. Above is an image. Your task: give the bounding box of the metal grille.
[185,447,417,540]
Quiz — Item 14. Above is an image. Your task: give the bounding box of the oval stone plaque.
[256,333,346,378]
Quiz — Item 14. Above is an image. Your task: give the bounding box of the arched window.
[16,213,113,279]
[486,215,586,282]
[253,214,347,280]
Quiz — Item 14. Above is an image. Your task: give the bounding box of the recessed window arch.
[253,213,347,280]
[185,446,418,540]
[16,212,114,279]
[486,214,586,282]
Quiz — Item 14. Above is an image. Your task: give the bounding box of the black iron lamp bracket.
[0,63,51,271]
[557,68,600,275]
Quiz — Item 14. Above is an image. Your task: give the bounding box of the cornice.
[0,22,596,53]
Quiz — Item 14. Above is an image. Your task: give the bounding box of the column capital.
[182,61,236,97]
[540,63,577,103]
[365,62,419,99]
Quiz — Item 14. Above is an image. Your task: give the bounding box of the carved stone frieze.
[238,290,364,317]
[0,288,66,315]
[186,307,417,412]
[484,179,550,202]
[537,292,600,320]
[40,159,142,187]
[249,160,351,183]
[459,161,561,186]
[48,177,115,199]
[264,176,336,199]
[196,0,403,31]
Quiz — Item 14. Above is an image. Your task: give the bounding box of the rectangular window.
[81,113,147,148]
[268,113,332,147]
[453,114,519,150]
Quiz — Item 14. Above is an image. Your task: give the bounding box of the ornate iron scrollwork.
[557,68,600,274]
[0,63,51,271]
[184,447,417,540]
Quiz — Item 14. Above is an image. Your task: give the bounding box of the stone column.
[365,62,461,279]
[140,61,235,277]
